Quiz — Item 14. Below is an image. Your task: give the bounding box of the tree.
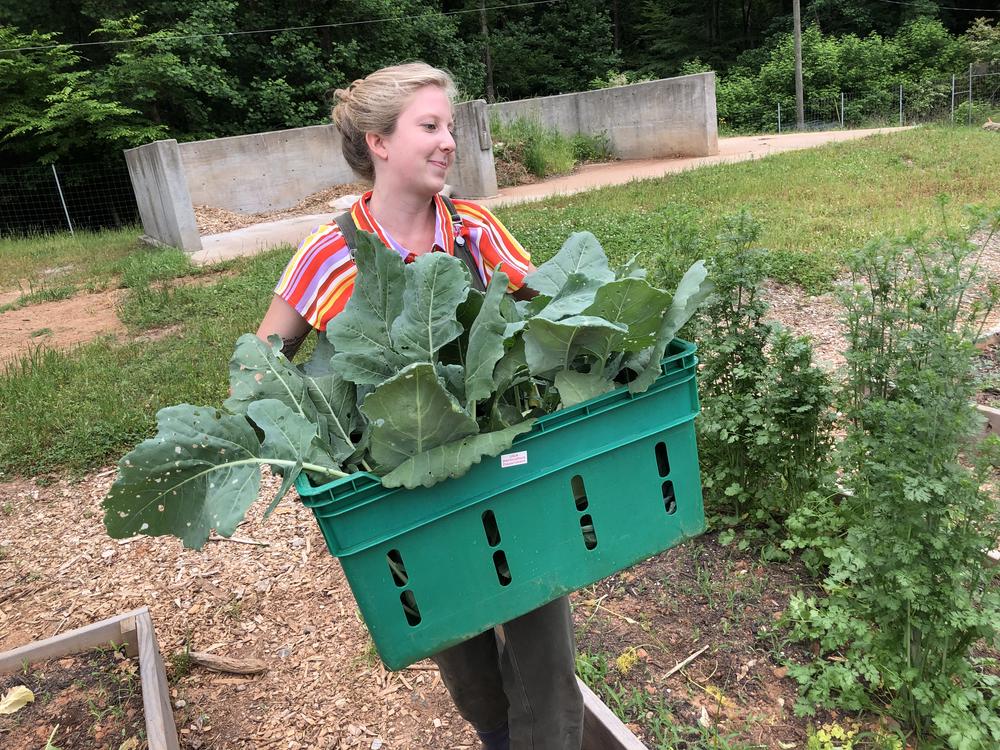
[0,26,164,163]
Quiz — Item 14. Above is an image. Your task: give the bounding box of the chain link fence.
[0,157,140,238]
[774,68,1000,133]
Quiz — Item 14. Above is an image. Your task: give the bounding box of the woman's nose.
[441,129,456,152]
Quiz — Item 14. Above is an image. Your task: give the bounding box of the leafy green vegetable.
[103,228,711,549]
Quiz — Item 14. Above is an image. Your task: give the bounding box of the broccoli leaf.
[360,362,479,471]
[628,260,714,393]
[524,231,615,295]
[328,232,409,383]
[381,420,536,489]
[465,270,510,404]
[103,402,344,549]
[583,277,671,352]
[554,370,617,407]
[523,315,627,376]
[224,334,356,461]
[390,251,470,362]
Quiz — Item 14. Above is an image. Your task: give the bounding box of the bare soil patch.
[0,288,127,366]
[194,183,370,235]
[0,647,146,750]
[0,271,235,367]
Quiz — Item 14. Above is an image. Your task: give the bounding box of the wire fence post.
[951,74,956,124]
[51,164,74,236]
[899,84,903,127]
[777,101,782,133]
[840,92,845,127]
[968,64,973,126]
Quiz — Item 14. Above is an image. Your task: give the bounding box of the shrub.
[785,206,1000,748]
[653,209,836,558]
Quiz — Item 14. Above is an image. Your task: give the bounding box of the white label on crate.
[500,450,528,468]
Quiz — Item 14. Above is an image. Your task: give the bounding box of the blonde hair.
[332,62,458,182]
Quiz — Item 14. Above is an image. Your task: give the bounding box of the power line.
[0,0,563,54]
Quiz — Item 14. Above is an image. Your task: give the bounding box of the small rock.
[276,647,291,658]
[175,699,187,708]
[433,718,442,728]
[371,740,383,750]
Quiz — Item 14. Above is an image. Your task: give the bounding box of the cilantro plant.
[103,231,712,549]
[785,208,1000,749]
[685,210,835,558]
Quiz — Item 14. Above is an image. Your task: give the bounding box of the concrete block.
[124,139,202,253]
[451,99,498,199]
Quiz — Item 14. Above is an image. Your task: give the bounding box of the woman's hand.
[256,294,313,361]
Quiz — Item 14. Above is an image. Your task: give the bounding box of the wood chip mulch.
[195,183,370,235]
[0,469,478,749]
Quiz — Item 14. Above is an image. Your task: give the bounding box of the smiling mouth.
[430,160,449,169]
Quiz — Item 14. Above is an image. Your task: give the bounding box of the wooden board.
[0,607,180,750]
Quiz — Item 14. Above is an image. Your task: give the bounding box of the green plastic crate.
[296,338,705,670]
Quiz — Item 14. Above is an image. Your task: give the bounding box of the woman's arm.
[256,294,313,361]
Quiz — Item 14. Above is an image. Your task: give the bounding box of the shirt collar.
[350,190,457,261]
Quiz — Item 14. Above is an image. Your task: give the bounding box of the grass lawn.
[1,124,998,477]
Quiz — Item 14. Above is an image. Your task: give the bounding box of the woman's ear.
[366,131,388,162]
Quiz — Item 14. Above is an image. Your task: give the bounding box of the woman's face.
[371,85,456,196]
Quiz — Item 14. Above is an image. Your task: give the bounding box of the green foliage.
[679,210,835,556]
[784,207,1000,748]
[101,230,711,547]
[0,26,165,162]
[715,18,984,133]
[490,116,581,185]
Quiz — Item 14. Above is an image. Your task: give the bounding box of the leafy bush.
[683,210,835,557]
[784,207,1000,748]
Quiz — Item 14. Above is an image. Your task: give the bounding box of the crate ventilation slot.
[482,509,502,547]
[662,480,676,515]
[387,549,408,587]
[401,590,422,626]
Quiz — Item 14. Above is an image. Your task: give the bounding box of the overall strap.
[333,197,486,292]
[441,196,486,292]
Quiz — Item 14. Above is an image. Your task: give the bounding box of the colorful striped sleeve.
[274,224,357,331]
[451,200,534,290]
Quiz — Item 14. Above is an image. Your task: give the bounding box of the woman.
[255,62,584,750]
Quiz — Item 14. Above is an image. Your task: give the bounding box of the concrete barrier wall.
[178,124,355,214]
[176,99,498,215]
[490,73,718,159]
[124,140,202,252]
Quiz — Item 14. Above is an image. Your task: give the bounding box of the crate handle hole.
[493,550,512,586]
[571,474,589,511]
[580,514,598,550]
[387,549,409,587]
[662,480,676,515]
[482,509,502,547]
[400,590,422,626]
[655,441,670,477]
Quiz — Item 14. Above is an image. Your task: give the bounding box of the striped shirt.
[274,191,533,331]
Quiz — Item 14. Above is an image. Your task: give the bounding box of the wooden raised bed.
[0,607,179,750]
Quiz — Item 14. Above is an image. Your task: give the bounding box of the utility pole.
[793,0,804,129]
[480,0,495,103]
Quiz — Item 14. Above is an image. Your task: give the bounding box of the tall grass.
[490,115,613,186]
